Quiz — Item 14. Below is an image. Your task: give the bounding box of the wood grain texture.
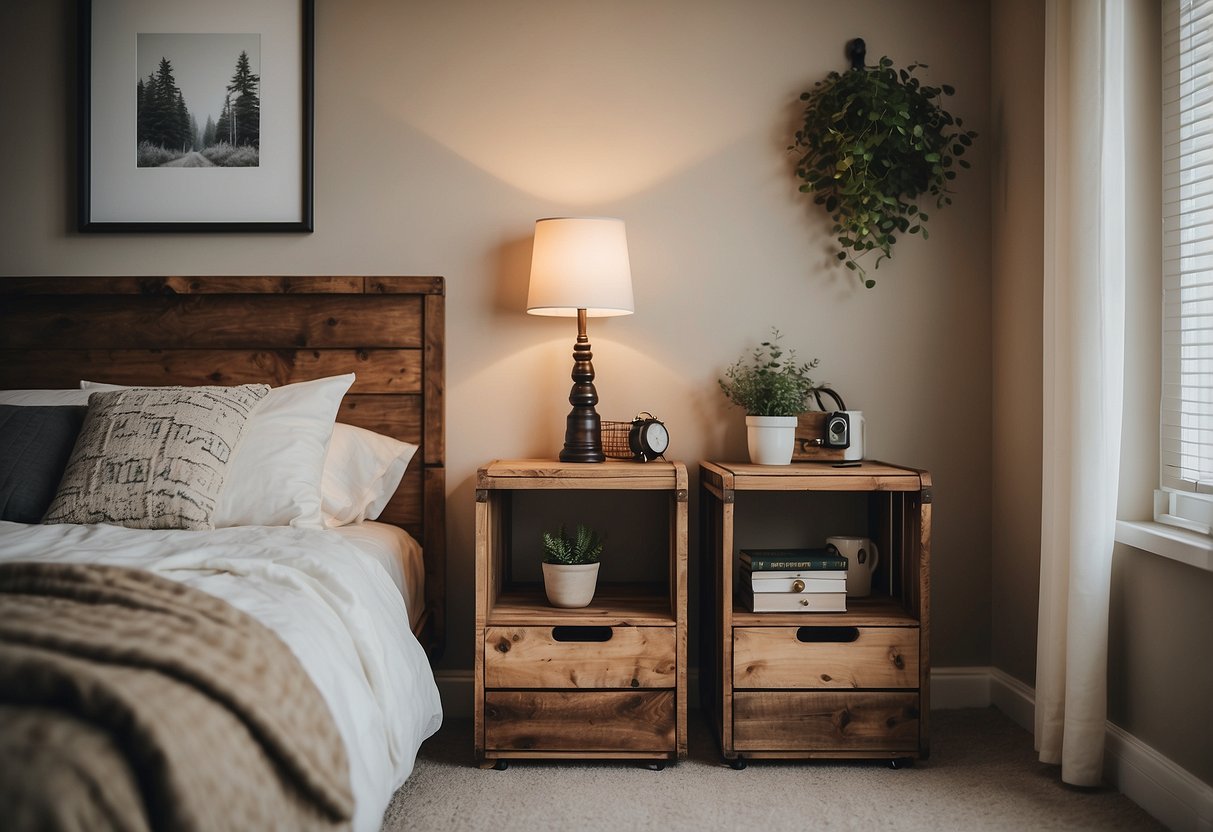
[474,461,687,761]
[484,691,676,752]
[732,626,919,689]
[487,588,676,626]
[484,626,676,688]
[478,459,683,490]
[700,460,929,760]
[0,276,446,661]
[0,295,423,349]
[732,691,920,752]
[0,276,445,296]
[2,349,422,393]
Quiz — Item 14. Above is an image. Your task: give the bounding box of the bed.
[0,276,446,832]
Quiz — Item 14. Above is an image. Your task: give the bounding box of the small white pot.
[746,415,798,465]
[542,561,600,608]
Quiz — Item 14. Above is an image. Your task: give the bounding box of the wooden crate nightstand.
[474,459,688,768]
[699,460,931,767]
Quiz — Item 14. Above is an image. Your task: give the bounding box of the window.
[1159,0,1213,532]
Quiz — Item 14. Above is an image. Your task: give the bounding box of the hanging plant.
[791,53,977,287]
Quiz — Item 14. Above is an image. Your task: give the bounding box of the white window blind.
[1162,0,1213,495]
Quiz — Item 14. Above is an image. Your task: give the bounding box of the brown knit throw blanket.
[0,561,353,832]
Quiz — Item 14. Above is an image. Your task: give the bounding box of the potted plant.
[791,55,977,287]
[541,523,604,608]
[719,329,819,465]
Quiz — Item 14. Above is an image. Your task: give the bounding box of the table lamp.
[527,217,634,463]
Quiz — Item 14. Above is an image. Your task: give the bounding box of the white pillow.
[82,374,354,528]
[322,423,418,527]
[0,390,94,406]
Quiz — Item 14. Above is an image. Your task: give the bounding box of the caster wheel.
[493,760,508,771]
[728,757,747,770]
[889,757,914,769]
[646,763,665,771]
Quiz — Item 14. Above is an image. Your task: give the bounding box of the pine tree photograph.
[136,33,260,168]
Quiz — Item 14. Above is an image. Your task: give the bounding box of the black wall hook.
[847,38,866,71]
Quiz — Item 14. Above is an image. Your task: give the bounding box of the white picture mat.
[88,0,305,223]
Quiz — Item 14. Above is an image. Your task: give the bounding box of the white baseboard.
[930,665,1213,832]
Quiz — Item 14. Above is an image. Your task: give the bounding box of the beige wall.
[0,1,993,672]
[990,0,1213,785]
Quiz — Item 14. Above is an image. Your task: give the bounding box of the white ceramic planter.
[542,561,600,608]
[746,415,798,465]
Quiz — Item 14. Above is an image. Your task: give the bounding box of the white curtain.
[1037,0,1127,787]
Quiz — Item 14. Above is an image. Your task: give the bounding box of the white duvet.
[0,520,443,832]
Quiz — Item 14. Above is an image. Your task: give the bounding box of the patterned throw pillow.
[43,385,270,530]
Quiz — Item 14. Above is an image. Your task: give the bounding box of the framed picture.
[78,0,314,232]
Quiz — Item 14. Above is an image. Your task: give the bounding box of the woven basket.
[600,420,635,460]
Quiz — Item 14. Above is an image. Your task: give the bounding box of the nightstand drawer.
[733,691,919,752]
[485,626,676,689]
[733,626,918,689]
[485,691,676,752]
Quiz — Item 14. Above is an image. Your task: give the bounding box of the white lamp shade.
[526,217,635,317]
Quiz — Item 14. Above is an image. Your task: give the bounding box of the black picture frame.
[77,0,314,232]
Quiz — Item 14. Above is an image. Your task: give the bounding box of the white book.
[741,587,847,612]
[739,568,847,581]
[748,575,847,594]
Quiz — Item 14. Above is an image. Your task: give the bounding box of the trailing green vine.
[791,56,976,287]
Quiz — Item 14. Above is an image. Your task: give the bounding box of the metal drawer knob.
[792,579,805,593]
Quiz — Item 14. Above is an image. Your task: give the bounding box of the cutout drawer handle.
[796,626,860,643]
[552,626,613,643]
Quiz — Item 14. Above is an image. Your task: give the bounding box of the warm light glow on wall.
[367,3,788,203]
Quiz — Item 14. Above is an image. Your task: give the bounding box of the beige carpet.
[382,708,1165,831]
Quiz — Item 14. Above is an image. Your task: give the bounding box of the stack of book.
[738,548,848,612]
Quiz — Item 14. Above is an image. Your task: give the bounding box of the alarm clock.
[628,412,669,462]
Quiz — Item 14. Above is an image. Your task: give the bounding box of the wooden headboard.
[0,276,446,660]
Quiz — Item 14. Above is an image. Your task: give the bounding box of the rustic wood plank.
[0,295,424,349]
[0,349,422,393]
[732,626,919,689]
[366,276,445,295]
[487,588,675,626]
[479,459,682,490]
[421,465,446,660]
[337,394,422,442]
[484,691,675,752]
[423,292,445,466]
[672,463,689,760]
[485,626,676,689]
[730,598,917,627]
[474,496,490,761]
[0,276,366,295]
[733,691,920,751]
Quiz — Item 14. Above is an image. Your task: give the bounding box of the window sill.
[1115,520,1213,572]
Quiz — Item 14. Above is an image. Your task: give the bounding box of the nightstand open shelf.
[488,586,676,626]
[700,459,931,765]
[730,596,917,627]
[474,459,688,767]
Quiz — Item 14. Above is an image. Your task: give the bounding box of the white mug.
[826,535,880,597]
[842,411,865,461]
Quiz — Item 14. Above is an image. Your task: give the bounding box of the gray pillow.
[43,385,270,530]
[0,405,88,524]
